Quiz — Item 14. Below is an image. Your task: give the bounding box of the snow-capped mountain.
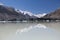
[15,9,33,16]
[15,9,47,18]
[0,3,47,21]
[34,13,46,18]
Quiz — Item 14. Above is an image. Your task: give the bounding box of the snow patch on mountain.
[15,9,46,18]
[34,13,46,18]
[15,9,33,16]
[23,11,33,16]
[15,9,23,13]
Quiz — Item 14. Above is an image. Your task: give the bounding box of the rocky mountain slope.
[42,8,60,20]
[0,5,25,21]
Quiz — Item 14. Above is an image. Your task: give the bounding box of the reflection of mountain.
[15,23,59,40]
[16,24,46,33]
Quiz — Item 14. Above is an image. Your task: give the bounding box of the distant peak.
[0,2,4,5]
[23,11,33,16]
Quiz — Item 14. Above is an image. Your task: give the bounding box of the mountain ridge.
[0,5,46,21]
[43,8,60,20]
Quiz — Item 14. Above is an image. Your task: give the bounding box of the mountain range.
[0,4,46,21]
[0,4,60,21]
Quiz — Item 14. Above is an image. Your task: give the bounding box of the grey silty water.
[0,22,60,40]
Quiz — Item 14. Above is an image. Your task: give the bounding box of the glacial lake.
[0,22,60,40]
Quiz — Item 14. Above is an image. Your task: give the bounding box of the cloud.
[0,2,4,5]
[16,24,47,34]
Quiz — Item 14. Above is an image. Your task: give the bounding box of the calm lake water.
[0,22,60,40]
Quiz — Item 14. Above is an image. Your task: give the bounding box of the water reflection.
[16,24,47,34]
[0,23,60,40]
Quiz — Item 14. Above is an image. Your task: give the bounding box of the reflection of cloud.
[16,24,47,34]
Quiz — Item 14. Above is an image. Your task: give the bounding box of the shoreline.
[0,21,60,23]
